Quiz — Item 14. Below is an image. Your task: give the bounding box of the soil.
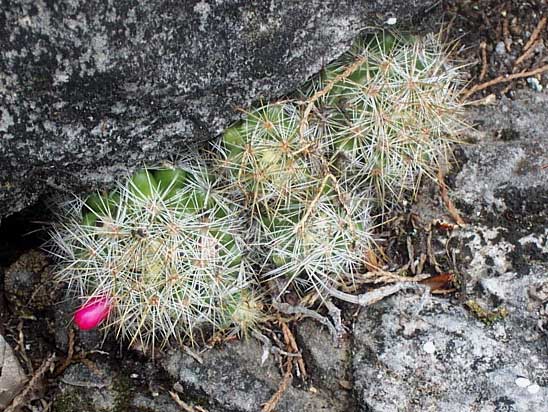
[1,2,547,411]
[445,0,548,99]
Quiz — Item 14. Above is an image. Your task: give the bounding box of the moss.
[52,391,95,412]
[465,300,509,325]
[52,373,159,412]
[113,374,134,412]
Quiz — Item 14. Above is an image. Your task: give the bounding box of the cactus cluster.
[48,30,466,349]
[218,103,376,298]
[302,31,467,209]
[49,166,262,348]
[256,185,374,297]
[218,102,324,210]
[309,32,466,209]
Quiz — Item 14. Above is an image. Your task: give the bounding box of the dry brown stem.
[461,64,548,100]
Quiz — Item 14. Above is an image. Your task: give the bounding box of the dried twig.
[182,345,204,364]
[261,359,293,412]
[461,64,548,100]
[515,16,547,67]
[170,391,197,412]
[280,322,307,379]
[5,354,56,412]
[514,40,541,67]
[503,13,512,52]
[16,320,33,373]
[325,282,427,306]
[479,41,488,81]
[427,229,442,273]
[353,271,430,285]
[522,16,547,54]
[437,169,465,226]
[273,301,338,338]
[299,56,366,138]
[252,330,303,359]
[325,299,346,339]
[55,328,75,376]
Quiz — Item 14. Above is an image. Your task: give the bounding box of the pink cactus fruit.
[74,296,112,330]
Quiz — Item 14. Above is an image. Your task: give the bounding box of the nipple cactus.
[49,165,259,349]
[302,31,467,210]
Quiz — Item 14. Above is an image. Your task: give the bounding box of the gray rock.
[352,90,548,412]
[455,90,548,215]
[295,319,354,409]
[163,338,342,412]
[352,290,547,412]
[53,360,180,412]
[0,334,27,409]
[0,0,436,221]
[495,41,506,55]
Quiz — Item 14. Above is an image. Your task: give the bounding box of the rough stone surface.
[0,0,435,221]
[4,249,59,316]
[0,334,27,409]
[53,359,179,412]
[352,288,548,411]
[163,338,344,412]
[352,90,548,412]
[295,319,354,410]
[454,90,548,216]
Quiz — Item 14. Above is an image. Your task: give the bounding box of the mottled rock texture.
[163,338,341,412]
[0,0,435,221]
[0,334,27,409]
[352,90,548,412]
[54,361,180,412]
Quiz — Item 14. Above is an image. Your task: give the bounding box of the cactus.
[301,31,467,210]
[48,29,467,349]
[48,165,255,349]
[218,102,324,211]
[221,288,266,337]
[255,178,375,299]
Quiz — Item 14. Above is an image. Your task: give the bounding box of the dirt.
[445,0,548,99]
[1,2,547,411]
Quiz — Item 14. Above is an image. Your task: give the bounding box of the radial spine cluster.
[48,30,467,349]
[305,31,467,208]
[49,166,260,348]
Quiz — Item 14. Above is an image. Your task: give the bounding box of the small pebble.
[130,373,139,379]
[423,341,435,354]
[527,77,543,92]
[385,17,397,25]
[527,384,540,394]
[495,41,506,55]
[515,377,531,388]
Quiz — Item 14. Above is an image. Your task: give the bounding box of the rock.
[352,90,548,412]
[495,41,506,55]
[455,90,548,216]
[295,319,354,410]
[455,90,548,281]
[163,338,342,412]
[53,359,179,412]
[352,291,548,412]
[0,0,436,221]
[0,334,27,409]
[4,249,59,316]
